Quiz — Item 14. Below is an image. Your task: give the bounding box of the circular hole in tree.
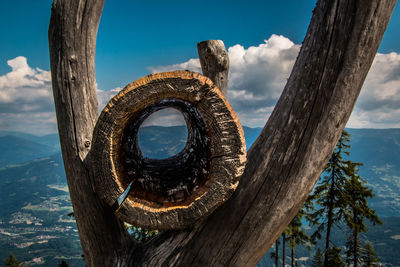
[138,108,188,159]
[121,99,211,206]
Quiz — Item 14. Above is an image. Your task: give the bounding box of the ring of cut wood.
[91,71,246,230]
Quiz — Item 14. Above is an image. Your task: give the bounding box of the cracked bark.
[48,0,396,266]
[197,40,229,98]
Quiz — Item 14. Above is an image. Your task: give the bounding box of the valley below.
[0,127,399,266]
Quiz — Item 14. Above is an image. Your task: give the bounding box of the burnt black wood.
[121,99,210,205]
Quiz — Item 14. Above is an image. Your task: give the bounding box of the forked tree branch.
[48,0,396,266]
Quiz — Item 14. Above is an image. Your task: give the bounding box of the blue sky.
[0,1,399,134]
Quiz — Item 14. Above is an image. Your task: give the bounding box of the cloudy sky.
[0,1,399,135]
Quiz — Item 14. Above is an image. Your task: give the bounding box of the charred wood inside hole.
[121,99,211,205]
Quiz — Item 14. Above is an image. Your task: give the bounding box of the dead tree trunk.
[48,1,132,266]
[48,0,396,266]
[197,40,229,98]
[282,233,286,267]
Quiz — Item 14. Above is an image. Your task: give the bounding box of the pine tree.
[59,260,70,267]
[326,246,345,267]
[287,218,299,267]
[308,131,351,266]
[3,253,25,267]
[361,242,380,266]
[308,130,382,267]
[286,199,313,267]
[270,239,280,267]
[343,162,382,267]
[282,232,286,267]
[312,248,324,267]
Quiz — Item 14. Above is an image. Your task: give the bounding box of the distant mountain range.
[0,132,60,167]
[0,127,399,266]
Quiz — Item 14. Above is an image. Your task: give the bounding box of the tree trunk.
[48,0,396,266]
[291,243,295,267]
[48,0,133,266]
[354,230,358,267]
[282,233,286,267]
[197,40,229,98]
[353,212,359,267]
[276,240,279,267]
[324,169,336,267]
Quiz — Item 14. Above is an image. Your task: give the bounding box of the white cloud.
[149,58,201,74]
[0,56,56,135]
[349,52,400,128]
[97,87,122,111]
[0,57,53,110]
[0,112,57,136]
[141,108,186,127]
[149,34,300,127]
[227,35,299,126]
[2,36,400,136]
[148,35,400,129]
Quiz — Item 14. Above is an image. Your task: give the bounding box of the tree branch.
[134,1,396,266]
[48,1,134,265]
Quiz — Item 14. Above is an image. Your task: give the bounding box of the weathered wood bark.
[48,1,133,266]
[197,40,229,98]
[48,0,396,266]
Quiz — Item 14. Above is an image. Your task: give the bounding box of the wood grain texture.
[48,0,396,266]
[197,40,229,98]
[48,1,133,266]
[91,71,246,230]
